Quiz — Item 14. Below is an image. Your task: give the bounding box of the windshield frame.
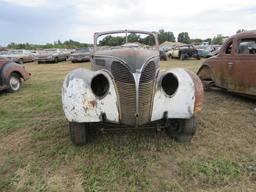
[93,29,159,51]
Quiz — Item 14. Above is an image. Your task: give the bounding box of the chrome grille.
[111,62,136,125]
[139,61,156,125]
[111,61,156,126]
[140,61,156,82]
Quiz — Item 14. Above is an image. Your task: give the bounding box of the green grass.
[0,60,255,192]
[179,159,241,186]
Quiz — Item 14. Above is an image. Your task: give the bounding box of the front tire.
[180,54,185,61]
[7,73,22,93]
[69,122,89,145]
[166,117,197,142]
[18,59,24,65]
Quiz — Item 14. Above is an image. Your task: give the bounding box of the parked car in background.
[159,49,168,61]
[197,30,256,98]
[168,45,200,60]
[0,50,34,64]
[69,48,91,63]
[36,49,70,64]
[197,49,211,58]
[62,30,204,145]
[207,46,222,57]
[0,57,31,92]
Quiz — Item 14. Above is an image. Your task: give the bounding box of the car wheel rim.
[9,77,20,91]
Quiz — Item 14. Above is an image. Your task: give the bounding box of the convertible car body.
[197,30,256,98]
[0,57,31,92]
[62,30,204,145]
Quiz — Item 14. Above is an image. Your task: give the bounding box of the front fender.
[1,62,30,84]
[62,68,119,123]
[151,68,203,121]
[197,63,215,81]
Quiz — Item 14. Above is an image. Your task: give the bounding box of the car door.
[214,39,234,89]
[59,50,65,60]
[228,37,256,95]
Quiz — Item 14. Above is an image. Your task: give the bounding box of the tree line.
[7,40,90,50]
[5,29,242,49]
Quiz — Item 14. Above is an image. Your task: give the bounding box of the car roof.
[231,30,256,39]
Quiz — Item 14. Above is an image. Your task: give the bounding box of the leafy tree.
[212,34,224,45]
[177,32,191,44]
[99,35,125,46]
[191,38,203,45]
[140,35,155,46]
[158,29,175,44]
[127,33,140,43]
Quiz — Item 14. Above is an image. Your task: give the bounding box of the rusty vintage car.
[62,30,204,145]
[0,50,34,64]
[37,49,70,64]
[197,30,256,98]
[168,45,200,60]
[69,48,91,63]
[0,57,31,92]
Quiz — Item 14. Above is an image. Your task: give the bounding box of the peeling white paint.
[151,68,195,121]
[62,67,198,125]
[62,69,119,123]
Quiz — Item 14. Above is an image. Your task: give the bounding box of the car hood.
[94,47,159,72]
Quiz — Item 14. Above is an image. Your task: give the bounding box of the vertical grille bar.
[111,61,136,125]
[139,61,156,125]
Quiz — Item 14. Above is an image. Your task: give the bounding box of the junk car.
[69,48,91,63]
[0,50,34,64]
[37,49,69,64]
[169,45,200,60]
[0,57,31,92]
[197,30,256,98]
[62,30,204,145]
[197,49,212,58]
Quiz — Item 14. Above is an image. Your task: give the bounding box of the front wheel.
[7,73,22,93]
[69,122,89,145]
[18,59,24,65]
[180,54,185,61]
[166,117,197,142]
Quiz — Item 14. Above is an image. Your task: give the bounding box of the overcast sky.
[0,0,256,46]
